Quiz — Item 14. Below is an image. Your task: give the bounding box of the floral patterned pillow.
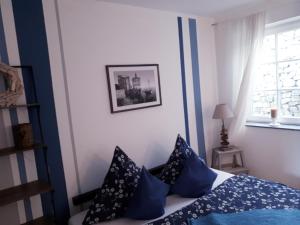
[83,146,141,225]
[159,134,196,184]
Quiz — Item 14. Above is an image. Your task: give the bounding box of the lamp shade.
[212,104,234,119]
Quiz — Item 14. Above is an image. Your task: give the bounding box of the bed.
[69,168,233,225]
[69,166,300,225]
[69,135,300,225]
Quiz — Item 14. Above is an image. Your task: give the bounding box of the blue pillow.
[125,167,170,220]
[171,153,217,198]
[159,134,195,184]
[83,146,141,224]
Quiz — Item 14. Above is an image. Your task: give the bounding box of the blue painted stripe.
[0,6,33,221]
[188,18,207,161]
[177,17,190,145]
[11,0,70,223]
[23,66,54,217]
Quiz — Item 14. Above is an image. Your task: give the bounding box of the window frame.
[248,17,300,125]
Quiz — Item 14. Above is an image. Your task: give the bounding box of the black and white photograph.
[106,64,162,113]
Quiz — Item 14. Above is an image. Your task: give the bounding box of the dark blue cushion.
[171,153,217,198]
[125,167,170,220]
[83,146,141,225]
[159,134,195,184]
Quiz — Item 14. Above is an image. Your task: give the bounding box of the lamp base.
[220,122,230,148]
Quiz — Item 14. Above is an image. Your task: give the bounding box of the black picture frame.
[106,64,162,113]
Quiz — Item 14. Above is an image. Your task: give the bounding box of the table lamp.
[213,104,234,148]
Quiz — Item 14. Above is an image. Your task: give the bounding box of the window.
[250,18,300,125]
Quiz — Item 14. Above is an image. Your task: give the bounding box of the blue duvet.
[188,209,300,225]
[148,175,300,225]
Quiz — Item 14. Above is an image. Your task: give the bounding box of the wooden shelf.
[21,217,55,225]
[0,143,45,157]
[0,103,40,110]
[0,180,53,207]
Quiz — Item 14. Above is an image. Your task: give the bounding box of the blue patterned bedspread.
[148,175,300,225]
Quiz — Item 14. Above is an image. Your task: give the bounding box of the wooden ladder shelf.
[0,143,45,157]
[0,180,53,207]
[21,216,56,225]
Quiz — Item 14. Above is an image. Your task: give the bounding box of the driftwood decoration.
[0,62,23,107]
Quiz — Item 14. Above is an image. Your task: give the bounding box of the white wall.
[59,0,185,192]
[215,1,300,189]
[43,0,219,214]
[241,128,300,188]
[197,17,219,164]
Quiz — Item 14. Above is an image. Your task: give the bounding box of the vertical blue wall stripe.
[177,17,190,145]
[188,18,207,160]
[11,0,70,223]
[0,6,33,221]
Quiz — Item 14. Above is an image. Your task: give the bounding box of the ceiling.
[98,0,298,20]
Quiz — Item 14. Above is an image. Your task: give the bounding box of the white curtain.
[215,12,266,142]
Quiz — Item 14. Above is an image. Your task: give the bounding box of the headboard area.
[72,164,165,206]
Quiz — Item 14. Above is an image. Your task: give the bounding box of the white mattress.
[68,169,233,225]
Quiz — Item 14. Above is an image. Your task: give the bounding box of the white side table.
[211,146,249,175]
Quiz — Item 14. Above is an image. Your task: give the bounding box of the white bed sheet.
[68,169,233,225]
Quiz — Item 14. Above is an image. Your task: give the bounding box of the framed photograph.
[106,64,162,113]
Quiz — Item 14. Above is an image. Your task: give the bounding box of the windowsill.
[246,121,300,131]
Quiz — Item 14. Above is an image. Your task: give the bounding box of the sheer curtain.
[215,12,266,142]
